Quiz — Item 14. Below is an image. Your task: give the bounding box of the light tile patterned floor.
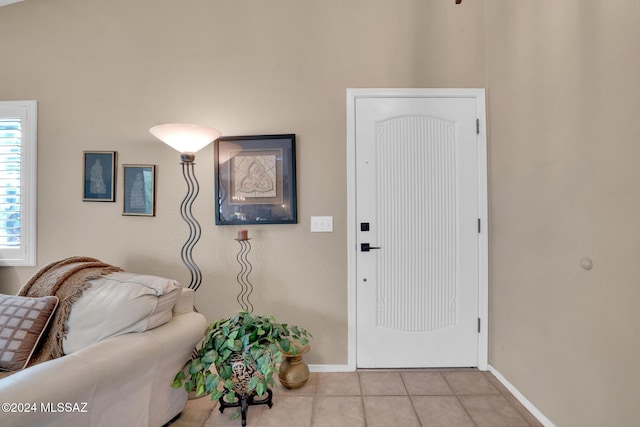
[204,369,544,427]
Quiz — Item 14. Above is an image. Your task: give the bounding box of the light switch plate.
[311,216,333,232]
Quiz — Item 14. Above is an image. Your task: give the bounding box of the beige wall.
[486,1,640,425]
[5,1,638,424]
[0,0,486,366]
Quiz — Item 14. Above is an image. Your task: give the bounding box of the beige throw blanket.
[17,256,123,365]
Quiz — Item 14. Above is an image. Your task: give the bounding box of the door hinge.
[477,218,481,233]
[478,318,481,333]
[476,118,480,135]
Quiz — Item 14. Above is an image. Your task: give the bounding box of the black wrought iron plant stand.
[218,389,273,427]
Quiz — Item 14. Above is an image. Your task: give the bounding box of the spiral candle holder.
[235,238,254,312]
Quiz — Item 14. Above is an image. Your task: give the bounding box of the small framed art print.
[214,134,297,225]
[122,164,156,216]
[83,151,116,202]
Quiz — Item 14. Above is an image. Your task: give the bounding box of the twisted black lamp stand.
[180,154,203,292]
[235,239,254,312]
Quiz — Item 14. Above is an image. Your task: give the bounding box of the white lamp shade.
[149,123,221,154]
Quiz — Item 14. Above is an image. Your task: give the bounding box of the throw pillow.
[63,272,182,354]
[0,294,59,371]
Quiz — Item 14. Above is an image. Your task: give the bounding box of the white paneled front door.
[351,91,486,368]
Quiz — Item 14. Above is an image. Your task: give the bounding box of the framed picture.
[215,134,297,225]
[83,151,116,202]
[122,164,156,216]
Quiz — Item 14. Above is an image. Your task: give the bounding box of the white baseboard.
[308,364,354,373]
[488,365,556,427]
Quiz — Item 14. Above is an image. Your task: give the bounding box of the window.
[0,100,37,266]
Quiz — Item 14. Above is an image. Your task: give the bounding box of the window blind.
[0,118,22,248]
[0,100,36,266]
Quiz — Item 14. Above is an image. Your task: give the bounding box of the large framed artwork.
[215,134,297,225]
[83,151,116,202]
[122,164,156,216]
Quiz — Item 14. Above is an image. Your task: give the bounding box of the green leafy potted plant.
[172,311,311,424]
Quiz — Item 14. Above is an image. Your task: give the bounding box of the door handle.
[361,243,381,252]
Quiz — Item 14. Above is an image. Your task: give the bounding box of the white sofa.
[0,285,206,427]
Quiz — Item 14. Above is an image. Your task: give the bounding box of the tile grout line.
[398,371,424,427]
[356,371,367,427]
[440,371,480,427]
[481,371,536,427]
[309,374,318,427]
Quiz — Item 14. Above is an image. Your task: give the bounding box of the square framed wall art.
[83,151,116,202]
[122,164,156,216]
[214,134,297,225]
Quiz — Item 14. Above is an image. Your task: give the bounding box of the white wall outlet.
[311,216,333,232]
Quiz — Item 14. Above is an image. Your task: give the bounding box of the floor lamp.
[149,123,221,291]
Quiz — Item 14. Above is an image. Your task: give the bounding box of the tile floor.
[204,369,544,427]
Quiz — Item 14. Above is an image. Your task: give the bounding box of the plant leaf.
[211,389,223,401]
[256,381,266,396]
[173,370,186,382]
[196,381,205,397]
[280,338,291,353]
[248,375,260,392]
[205,374,220,392]
[202,349,218,364]
[214,335,226,351]
[219,364,232,380]
[243,314,255,326]
[189,358,203,375]
[224,391,236,403]
[225,337,236,349]
[171,376,184,389]
[240,333,251,347]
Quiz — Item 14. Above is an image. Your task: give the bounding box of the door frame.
[346,88,489,371]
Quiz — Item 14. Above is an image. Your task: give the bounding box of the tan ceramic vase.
[278,343,310,389]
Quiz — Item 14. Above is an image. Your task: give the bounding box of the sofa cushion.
[63,272,182,354]
[0,294,59,371]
